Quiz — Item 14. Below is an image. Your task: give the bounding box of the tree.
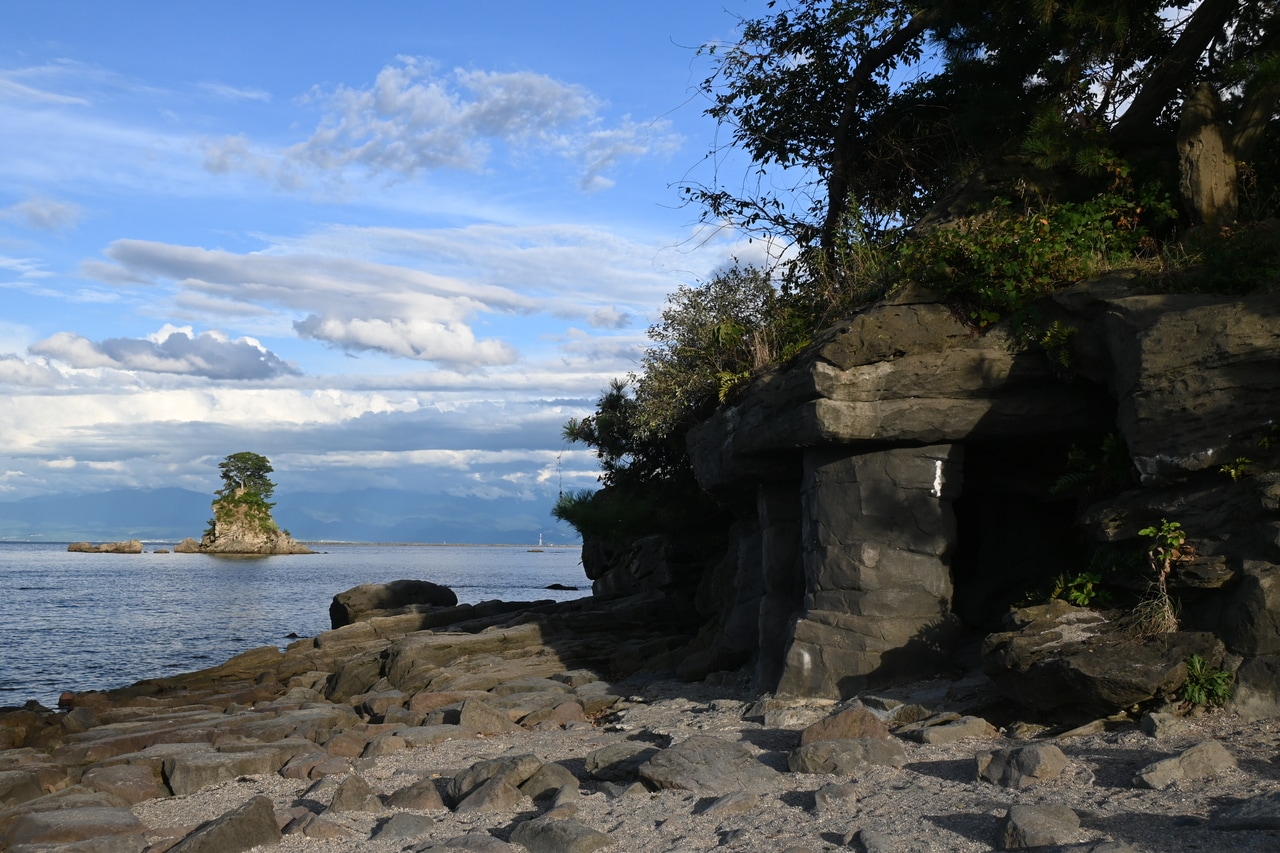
[689,0,1280,251]
[216,452,276,503]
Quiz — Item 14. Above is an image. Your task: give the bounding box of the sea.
[0,541,589,709]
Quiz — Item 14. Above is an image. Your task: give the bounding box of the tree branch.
[820,7,941,250]
[1112,0,1239,145]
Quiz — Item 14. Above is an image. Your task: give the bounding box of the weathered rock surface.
[638,734,781,795]
[982,601,1227,715]
[66,540,143,554]
[329,579,460,628]
[977,743,1069,788]
[168,794,280,853]
[1132,739,1237,789]
[672,283,1280,714]
[199,494,312,555]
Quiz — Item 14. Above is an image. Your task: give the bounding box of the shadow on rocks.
[923,810,1004,846]
[903,757,975,784]
[1087,810,1210,850]
[740,727,802,751]
[1066,747,1162,788]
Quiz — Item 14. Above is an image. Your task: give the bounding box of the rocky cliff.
[199,493,313,555]
[585,277,1280,718]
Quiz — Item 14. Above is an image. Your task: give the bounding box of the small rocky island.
[192,451,312,555]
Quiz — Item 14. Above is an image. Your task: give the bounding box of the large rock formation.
[660,278,1280,716]
[200,495,312,555]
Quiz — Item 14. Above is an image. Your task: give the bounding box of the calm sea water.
[0,542,588,708]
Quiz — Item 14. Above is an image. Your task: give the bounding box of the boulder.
[788,738,907,775]
[982,601,1226,715]
[168,794,281,853]
[977,744,1069,788]
[638,734,780,795]
[1133,740,1236,789]
[330,580,459,628]
[799,702,890,744]
[509,816,615,853]
[1000,803,1081,849]
[174,537,202,553]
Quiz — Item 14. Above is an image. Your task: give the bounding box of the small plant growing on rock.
[1125,519,1185,639]
[1181,654,1233,707]
[1220,456,1252,481]
[1050,571,1110,607]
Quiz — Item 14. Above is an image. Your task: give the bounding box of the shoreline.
[3,591,1279,852]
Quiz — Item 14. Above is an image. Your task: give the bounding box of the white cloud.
[202,56,680,191]
[0,354,62,387]
[0,74,88,105]
[587,306,633,329]
[198,82,271,102]
[29,325,300,380]
[294,315,516,366]
[0,254,52,280]
[2,196,83,231]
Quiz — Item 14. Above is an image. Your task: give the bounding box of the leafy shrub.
[897,190,1171,325]
[1181,654,1234,707]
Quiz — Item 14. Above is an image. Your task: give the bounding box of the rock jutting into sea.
[66,540,144,554]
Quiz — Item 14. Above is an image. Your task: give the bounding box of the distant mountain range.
[0,487,581,546]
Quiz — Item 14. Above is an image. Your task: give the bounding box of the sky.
[0,1,770,521]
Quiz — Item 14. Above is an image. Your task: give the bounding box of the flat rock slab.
[168,794,281,853]
[4,806,144,846]
[1133,740,1236,789]
[510,816,615,853]
[789,737,907,775]
[584,743,660,782]
[1001,803,1080,849]
[1210,790,1280,830]
[163,749,280,796]
[908,715,999,744]
[639,735,781,795]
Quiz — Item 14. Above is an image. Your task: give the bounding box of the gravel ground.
[131,673,1280,853]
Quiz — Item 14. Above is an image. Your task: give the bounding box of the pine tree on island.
[196,451,312,555]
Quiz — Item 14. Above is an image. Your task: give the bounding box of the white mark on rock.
[932,459,943,498]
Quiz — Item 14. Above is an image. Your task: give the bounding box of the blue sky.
[0,1,770,512]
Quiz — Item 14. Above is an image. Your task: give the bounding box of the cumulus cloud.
[202,56,680,190]
[3,196,83,231]
[294,315,516,366]
[29,324,300,380]
[0,354,62,387]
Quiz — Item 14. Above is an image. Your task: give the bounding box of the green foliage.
[1220,457,1253,481]
[1181,654,1234,707]
[206,452,280,539]
[216,451,276,504]
[1139,518,1186,561]
[1050,571,1111,607]
[897,189,1172,324]
[1127,518,1186,638]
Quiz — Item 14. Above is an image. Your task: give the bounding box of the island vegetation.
[200,451,312,554]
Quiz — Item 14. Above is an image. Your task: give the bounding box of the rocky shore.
[3,589,1280,853]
